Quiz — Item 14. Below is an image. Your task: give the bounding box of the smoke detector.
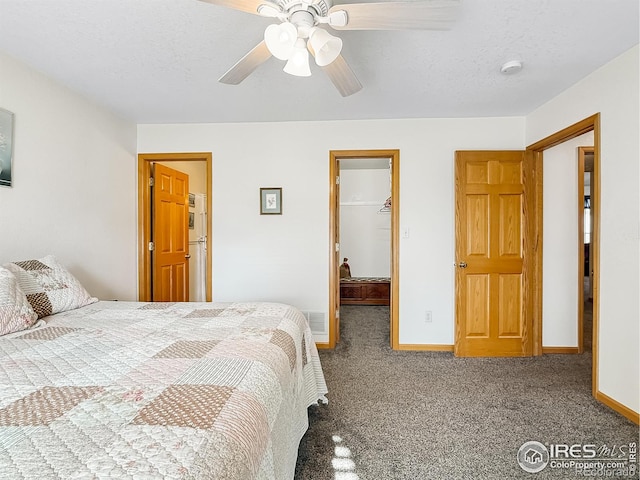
[500,60,523,75]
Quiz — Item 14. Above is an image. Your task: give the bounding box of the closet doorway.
[328,150,399,349]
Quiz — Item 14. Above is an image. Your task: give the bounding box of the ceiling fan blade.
[322,55,362,97]
[219,41,272,85]
[328,0,460,30]
[197,0,272,16]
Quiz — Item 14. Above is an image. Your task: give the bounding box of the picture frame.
[188,212,195,229]
[260,187,282,215]
[0,108,15,188]
[188,193,195,208]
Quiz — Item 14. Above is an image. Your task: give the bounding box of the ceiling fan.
[197,0,460,96]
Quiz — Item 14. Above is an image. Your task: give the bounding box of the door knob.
[458,261,467,268]
[185,254,191,259]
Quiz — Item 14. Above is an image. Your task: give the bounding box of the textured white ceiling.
[0,0,637,123]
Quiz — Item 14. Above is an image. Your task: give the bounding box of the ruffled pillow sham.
[3,255,98,319]
[0,266,38,336]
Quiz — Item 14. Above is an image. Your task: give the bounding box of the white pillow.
[3,255,97,319]
[0,267,38,336]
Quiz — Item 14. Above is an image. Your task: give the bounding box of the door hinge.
[336,175,340,185]
[148,242,155,251]
[149,177,154,187]
[335,242,340,252]
[336,310,340,319]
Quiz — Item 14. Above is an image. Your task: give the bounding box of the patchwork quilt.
[0,301,328,479]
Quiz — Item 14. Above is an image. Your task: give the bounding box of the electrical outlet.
[425,311,432,323]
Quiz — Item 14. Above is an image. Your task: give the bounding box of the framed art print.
[260,187,282,215]
[0,108,14,188]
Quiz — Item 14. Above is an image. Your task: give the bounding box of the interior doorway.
[578,146,595,353]
[137,152,213,302]
[338,159,392,345]
[328,149,399,349]
[539,132,594,355]
[527,114,600,395]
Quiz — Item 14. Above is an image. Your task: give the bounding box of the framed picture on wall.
[0,108,15,188]
[188,193,195,208]
[188,212,195,229]
[260,187,282,215]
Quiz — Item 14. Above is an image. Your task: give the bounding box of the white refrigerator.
[189,193,207,302]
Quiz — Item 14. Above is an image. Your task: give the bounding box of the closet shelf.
[340,201,388,207]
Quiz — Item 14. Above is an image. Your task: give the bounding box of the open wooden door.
[454,150,533,357]
[152,163,190,302]
[334,162,341,343]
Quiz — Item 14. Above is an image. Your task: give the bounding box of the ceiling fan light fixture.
[283,38,312,77]
[309,28,343,66]
[208,0,462,95]
[264,22,297,60]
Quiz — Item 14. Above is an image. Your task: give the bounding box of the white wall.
[138,117,525,343]
[542,131,593,347]
[0,51,137,300]
[339,168,390,277]
[526,45,639,413]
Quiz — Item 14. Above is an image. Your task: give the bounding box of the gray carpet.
[295,306,638,479]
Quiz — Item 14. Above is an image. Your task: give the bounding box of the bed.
[340,277,390,306]
[0,257,328,480]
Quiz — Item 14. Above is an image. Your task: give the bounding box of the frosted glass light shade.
[283,38,311,77]
[264,22,297,60]
[309,28,342,67]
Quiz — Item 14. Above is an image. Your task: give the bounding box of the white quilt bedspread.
[0,301,327,479]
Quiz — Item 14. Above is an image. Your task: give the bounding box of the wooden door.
[454,151,532,357]
[334,165,341,343]
[152,163,190,302]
